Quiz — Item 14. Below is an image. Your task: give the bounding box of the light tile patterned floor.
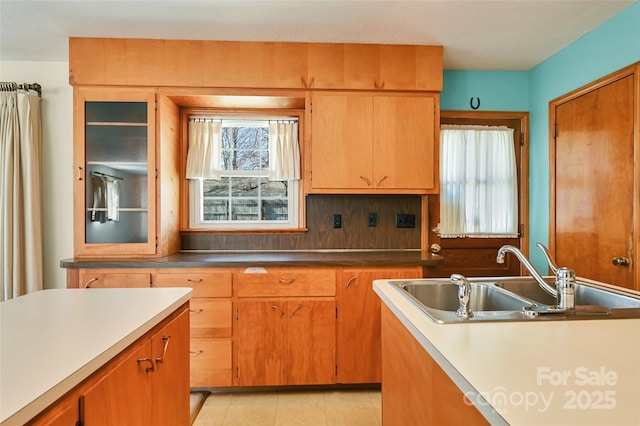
[193,390,381,426]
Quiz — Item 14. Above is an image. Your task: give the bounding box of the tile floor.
[193,389,381,426]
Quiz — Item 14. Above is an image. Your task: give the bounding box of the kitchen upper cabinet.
[73,87,157,256]
[336,267,422,384]
[310,93,438,193]
[307,44,443,91]
[236,299,335,386]
[70,38,442,91]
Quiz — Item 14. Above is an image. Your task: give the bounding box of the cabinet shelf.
[87,122,148,127]
[87,161,148,174]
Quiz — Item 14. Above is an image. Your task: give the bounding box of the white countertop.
[374,279,640,426]
[0,288,192,426]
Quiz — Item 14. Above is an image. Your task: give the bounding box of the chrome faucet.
[496,244,576,310]
[451,273,473,318]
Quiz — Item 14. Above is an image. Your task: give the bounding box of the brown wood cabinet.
[69,38,442,92]
[381,305,488,425]
[310,93,438,193]
[79,270,151,288]
[73,87,158,257]
[236,299,335,386]
[236,267,336,386]
[154,270,233,387]
[29,305,189,426]
[337,267,422,384]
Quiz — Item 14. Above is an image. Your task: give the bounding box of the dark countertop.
[60,250,443,269]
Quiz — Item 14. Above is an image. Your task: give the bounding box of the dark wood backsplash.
[181,195,422,251]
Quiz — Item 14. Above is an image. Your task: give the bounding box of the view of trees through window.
[201,123,289,222]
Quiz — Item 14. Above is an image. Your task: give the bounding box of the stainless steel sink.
[491,277,640,308]
[391,276,640,323]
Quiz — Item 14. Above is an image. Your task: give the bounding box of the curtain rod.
[0,82,42,97]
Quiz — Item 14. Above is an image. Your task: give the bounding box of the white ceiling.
[0,0,637,71]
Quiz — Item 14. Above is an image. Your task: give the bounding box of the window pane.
[261,179,288,197]
[203,177,229,196]
[203,199,228,220]
[221,126,268,171]
[231,177,260,197]
[232,199,259,220]
[263,200,288,220]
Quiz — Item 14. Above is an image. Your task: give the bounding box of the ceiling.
[0,0,636,71]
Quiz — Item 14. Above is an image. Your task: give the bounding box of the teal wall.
[440,2,640,271]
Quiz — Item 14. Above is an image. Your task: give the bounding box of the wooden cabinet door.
[151,308,190,426]
[73,88,157,257]
[310,94,374,189]
[236,300,288,386]
[337,268,421,383]
[190,338,232,387]
[373,96,436,190]
[82,341,153,425]
[287,300,336,385]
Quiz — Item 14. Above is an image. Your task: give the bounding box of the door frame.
[426,110,530,276]
[548,62,640,289]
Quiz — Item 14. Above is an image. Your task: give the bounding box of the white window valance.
[439,125,518,238]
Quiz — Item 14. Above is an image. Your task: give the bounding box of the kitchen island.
[0,288,192,426]
[374,279,640,425]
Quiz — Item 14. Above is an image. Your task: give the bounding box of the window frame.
[180,109,305,232]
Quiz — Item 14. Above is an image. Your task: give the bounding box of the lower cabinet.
[236,299,336,386]
[29,305,189,426]
[79,270,151,288]
[381,305,488,425]
[337,267,422,383]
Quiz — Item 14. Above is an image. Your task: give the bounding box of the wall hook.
[470,97,480,110]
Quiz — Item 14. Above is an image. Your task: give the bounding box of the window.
[187,118,299,229]
[438,125,518,238]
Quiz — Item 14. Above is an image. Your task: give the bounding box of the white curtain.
[268,121,300,181]
[439,125,518,238]
[0,88,43,300]
[185,118,222,180]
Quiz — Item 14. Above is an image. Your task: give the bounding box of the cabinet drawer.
[190,299,232,338]
[154,272,232,297]
[237,268,336,297]
[79,271,151,288]
[190,338,232,387]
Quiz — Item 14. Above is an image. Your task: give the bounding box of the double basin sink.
[392,276,640,323]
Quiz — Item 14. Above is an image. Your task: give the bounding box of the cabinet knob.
[359,176,372,186]
[376,176,388,187]
[290,304,304,317]
[612,257,630,267]
[345,275,358,288]
[84,277,99,288]
[278,277,296,284]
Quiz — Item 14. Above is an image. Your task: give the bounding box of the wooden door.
[151,308,190,426]
[374,96,436,190]
[310,94,374,189]
[429,112,529,278]
[337,268,421,384]
[287,300,336,385]
[236,300,287,386]
[551,70,636,289]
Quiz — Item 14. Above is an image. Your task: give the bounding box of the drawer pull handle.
[187,278,203,284]
[278,277,296,284]
[155,336,170,364]
[84,277,99,288]
[190,350,203,356]
[77,166,83,181]
[376,175,388,187]
[137,357,154,373]
[345,275,358,288]
[290,304,303,317]
[190,308,204,314]
[272,304,284,317]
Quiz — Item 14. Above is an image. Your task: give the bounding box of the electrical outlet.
[368,213,377,227]
[333,214,342,228]
[396,213,416,228]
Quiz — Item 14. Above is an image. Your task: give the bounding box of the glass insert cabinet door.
[73,89,157,256]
